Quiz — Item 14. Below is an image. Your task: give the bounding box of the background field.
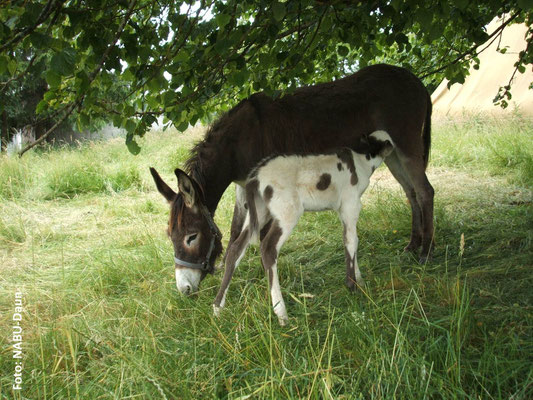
[1,114,532,399]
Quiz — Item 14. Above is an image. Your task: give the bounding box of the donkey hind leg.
[339,200,364,291]
[219,184,247,269]
[394,150,435,263]
[260,215,300,326]
[385,151,423,253]
[213,219,252,316]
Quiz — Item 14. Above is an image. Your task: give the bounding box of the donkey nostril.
[184,285,192,295]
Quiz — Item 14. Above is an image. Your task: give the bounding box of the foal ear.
[175,169,196,208]
[380,140,394,158]
[150,167,177,203]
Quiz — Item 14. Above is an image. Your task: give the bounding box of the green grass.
[0,117,531,399]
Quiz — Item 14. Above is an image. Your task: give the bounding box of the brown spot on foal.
[263,185,274,202]
[336,148,358,185]
[316,173,331,191]
[261,220,283,287]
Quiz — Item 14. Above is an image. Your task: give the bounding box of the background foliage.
[1,0,532,153]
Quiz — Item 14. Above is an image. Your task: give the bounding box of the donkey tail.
[422,91,432,170]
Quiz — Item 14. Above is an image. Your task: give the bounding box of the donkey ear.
[175,169,196,208]
[150,167,177,203]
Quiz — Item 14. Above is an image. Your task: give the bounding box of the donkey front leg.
[340,201,364,291]
[213,224,251,316]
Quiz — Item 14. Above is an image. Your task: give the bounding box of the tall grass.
[432,113,533,187]
[0,116,531,399]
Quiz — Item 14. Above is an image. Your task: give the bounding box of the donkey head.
[150,167,222,295]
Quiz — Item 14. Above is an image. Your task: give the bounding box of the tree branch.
[420,11,520,79]
[18,0,138,157]
[0,0,61,53]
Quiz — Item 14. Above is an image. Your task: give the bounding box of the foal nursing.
[214,131,394,325]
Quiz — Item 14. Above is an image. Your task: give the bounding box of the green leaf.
[176,120,189,132]
[517,0,533,10]
[51,48,76,76]
[272,2,286,22]
[126,134,141,155]
[45,70,61,87]
[215,13,231,28]
[230,69,249,87]
[0,55,8,75]
[453,0,469,10]
[112,114,124,128]
[337,45,349,57]
[214,38,232,54]
[7,59,17,76]
[125,119,136,133]
[416,8,432,31]
[35,100,48,114]
[29,32,51,49]
[76,113,90,132]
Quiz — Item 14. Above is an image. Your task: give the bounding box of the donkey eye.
[186,233,198,246]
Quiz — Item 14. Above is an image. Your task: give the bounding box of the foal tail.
[422,91,432,170]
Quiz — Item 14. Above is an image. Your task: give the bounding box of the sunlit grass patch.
[44,150,144,199]
[432,114,533,187]
[0,155,33,200]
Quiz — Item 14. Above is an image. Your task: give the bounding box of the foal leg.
[260,215,299,326]
[219,185,247,269]
[339,201,364,291]
[213,221,251,316]
[385,151,423,253]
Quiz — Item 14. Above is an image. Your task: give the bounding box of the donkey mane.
[184,97,258,190]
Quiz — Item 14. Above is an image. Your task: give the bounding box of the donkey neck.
[185,139,234,214]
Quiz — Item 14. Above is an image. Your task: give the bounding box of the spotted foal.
[213,131,394,325]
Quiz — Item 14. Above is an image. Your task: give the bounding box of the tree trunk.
[1,110,7,152]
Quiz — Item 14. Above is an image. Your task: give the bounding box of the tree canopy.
[1,0,532,155]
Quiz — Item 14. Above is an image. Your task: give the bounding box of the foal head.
[360,131,395,170]
[150,168,222,295]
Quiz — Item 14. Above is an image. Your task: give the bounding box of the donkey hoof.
[278,315,289,326]
[403,243,420,254]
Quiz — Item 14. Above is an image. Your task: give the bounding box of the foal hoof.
[346,278,365,292]
[213,304,222,318]
[418,253,433,264]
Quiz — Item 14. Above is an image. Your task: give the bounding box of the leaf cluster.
[1,0,532,154]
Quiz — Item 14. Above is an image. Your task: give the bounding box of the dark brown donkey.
[151,63,434,296]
